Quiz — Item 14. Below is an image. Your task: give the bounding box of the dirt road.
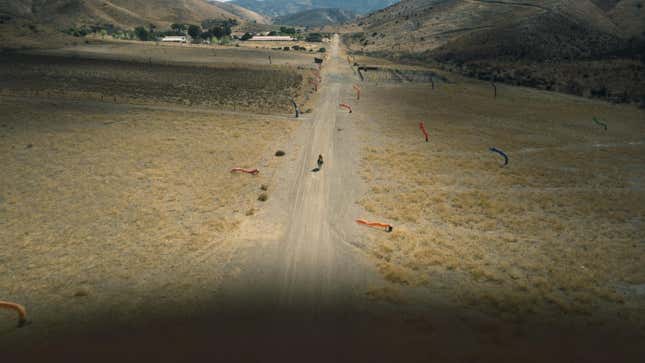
[278,35,370,309]
[219,35,379,313]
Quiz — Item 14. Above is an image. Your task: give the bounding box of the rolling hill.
[274,8,357,27]
[349,0,629,57]
[345,0,644,103]
[0,0,267,29]
[209,1,271,24]
[605,0,645,38]
[230,0,398,17]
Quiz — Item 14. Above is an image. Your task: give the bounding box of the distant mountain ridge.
[231,0,398,17]
[274,8,357,27]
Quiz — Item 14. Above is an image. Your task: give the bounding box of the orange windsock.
[356,219,393,232]
[339,103,353,113]
[419,122,429,142]
[0,301,28,327]
[231,167,259,175]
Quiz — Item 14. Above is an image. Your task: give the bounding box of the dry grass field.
[0,43,309,339]
[239,40,328,54]
[1,32,644,361]
[35,40,318,68]
[0,52,305,114]
[0,34,342,357]
[352,73,645,321]
[0,96,297,335]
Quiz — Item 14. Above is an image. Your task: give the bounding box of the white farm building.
[250,36,295,41]
[161,36,188,43]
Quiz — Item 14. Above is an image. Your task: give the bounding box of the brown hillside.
[608,0,645,38]
[210,1,271,25]
[0,0,262,29]
[431,2,622,63]
[345,0,644,104]
[591,0,621,11]
[353,0,541,53]
[350,0,626,56]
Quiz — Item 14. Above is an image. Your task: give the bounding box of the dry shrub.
[377,261,417,285]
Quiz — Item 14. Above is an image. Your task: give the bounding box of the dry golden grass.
[36,40,319,68]
[0,21,73,51]
[355,79,645,320]
[0,97,296,329]
[240,40,326,54]
[0,52,306,114]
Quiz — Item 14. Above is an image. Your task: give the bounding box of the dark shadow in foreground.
[2,300,644,363]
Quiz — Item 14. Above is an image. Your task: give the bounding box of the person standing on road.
[317,154,324,169]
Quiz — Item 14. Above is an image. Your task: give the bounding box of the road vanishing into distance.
[220,35,381,314]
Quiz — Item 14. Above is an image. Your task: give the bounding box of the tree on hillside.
[187,24,201,39]
[306,33,323,42]
[241,32,253,41]
[223,22,232,36]
[199,31,212,40]
[202,18,237,30]
[134,26,149,41]
[280,27,296,35]
[171,23,187,34]
[211,24,231,39]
